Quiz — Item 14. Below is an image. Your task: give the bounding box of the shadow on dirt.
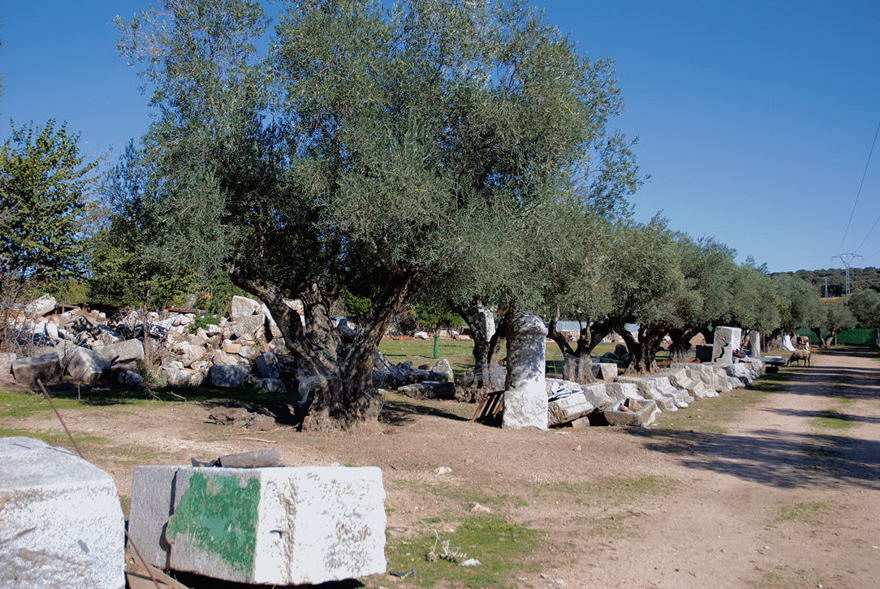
[627,427,880,490]
[379,398,469,427]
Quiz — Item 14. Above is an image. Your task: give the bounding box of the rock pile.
[546,358,766,428]
[0,294,298,392]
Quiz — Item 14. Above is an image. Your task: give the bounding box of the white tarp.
[781,334,796,352]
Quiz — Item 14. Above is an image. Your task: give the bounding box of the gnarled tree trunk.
[619,324,667,375]
[230,265,411,429]
[546,313,613,384]
[455,299,507,394]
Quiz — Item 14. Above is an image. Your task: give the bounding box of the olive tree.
[117,0,625,426]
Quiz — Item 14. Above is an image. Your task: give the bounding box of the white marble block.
[0,437,125,589]
[128,465,386,585]
[503,312,548,430]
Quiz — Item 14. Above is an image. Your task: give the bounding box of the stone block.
[231,295,262,319]
[603,398,658,427]
[0,437,125,588]
[591,362,618,381]
[712,326,742,364]
[65,347,110,384]
[97,339,145,364]
[548,392,594,427]
[128,465,386,585]
[208,365,251,388]
[24,293,57,317]
[581,382,615,409]
[12,352,61,386]
[117,369,145,386]
[232,314,265,339]
[254,352,281,379]
[398,381,456,400]
[604,382,642,403]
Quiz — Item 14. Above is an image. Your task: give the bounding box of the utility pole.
[832,253,863,298]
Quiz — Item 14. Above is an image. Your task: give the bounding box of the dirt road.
[570,348,880,589]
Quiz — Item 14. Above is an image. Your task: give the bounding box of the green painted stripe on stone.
[166,472,261,574]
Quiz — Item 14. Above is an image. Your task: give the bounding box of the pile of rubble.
[0,293,295,392]
[546,358,766,428]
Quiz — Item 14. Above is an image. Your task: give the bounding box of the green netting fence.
[797,327,878,346]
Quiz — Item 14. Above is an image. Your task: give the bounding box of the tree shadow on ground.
[763,407,880,425]
[627,427,880,490]
[379,398,470,427]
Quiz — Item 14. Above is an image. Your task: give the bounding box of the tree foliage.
[0,120,98,284]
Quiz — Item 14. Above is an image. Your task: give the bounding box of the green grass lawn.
[379,338,620,379]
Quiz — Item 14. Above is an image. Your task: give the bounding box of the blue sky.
[2,1,879,273]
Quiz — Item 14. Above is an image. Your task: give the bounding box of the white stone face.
[65,347,110,384]
[231,295,263,319]
[97,339,145,364]
[749,330,762,356]
[0,437,125,589]
[128,465,387,585]
[503,313,548,430]
[24,294,57,317]
[712,326,742,363]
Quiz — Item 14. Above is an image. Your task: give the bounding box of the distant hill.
[772,267,880,297]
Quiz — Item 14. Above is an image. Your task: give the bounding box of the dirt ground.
[5,348,879,588]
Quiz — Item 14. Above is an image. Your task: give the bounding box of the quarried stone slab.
[128,465,386,585]
[0,437,125,589]
[97,339,145,364]
[548,392,594,427]
[712,326,742,364]
[603,398,658,427]
[12,352,61,385]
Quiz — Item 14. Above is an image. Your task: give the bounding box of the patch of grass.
[0,390,86,417]
[398,479,509,508]
[811,410,855,430]
[758,566,833,589]
[775,501,832,525]
[537,475,677,503]
[837,397,857,405]
[385,515,539,587]
[0,426,107,447]
[655,370,788,433]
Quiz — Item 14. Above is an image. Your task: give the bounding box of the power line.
[853,207,880,253]
[839,118,880,250]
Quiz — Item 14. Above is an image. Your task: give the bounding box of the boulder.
[24,294,57,317]
[65,347,110,384]
[208,365,251,388]
[127,465,386,585]
[231,295,262,319]
[117,370,145,386]
[12,353,61,386]
[213,349,240,366]
[430,358,455,383]
[0,437,125,589]
[254,352,281,379]
[255,378,287,393]
[97,339,144,364]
